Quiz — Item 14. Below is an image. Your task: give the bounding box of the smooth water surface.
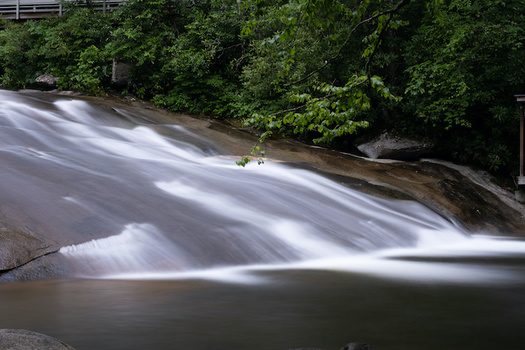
[1,264,525,350]
[1,90,525,349]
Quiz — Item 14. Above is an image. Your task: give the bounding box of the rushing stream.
[0,89,525,350]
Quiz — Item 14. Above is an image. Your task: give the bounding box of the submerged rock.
[0,329,75,350]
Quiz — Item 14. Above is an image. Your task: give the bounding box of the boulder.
[357,131,434,160]
[35,74,60,88]
[0,329,75,350]
[111,59,133,87]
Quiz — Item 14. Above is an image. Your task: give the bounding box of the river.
[0,89,524,350]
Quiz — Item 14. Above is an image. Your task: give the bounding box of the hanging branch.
[282,0,411,88]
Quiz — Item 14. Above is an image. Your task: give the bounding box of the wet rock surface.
[0,253,71,283]
[1,91,524,282]
[0,329,75,350]
[0,219,58,271]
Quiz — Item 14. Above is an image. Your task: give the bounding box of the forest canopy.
[0,0,524,173]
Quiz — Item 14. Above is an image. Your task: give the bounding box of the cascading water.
[0,88,521,283]
[2,90,525,350]
[0,89,511,277]
[0,89,468,276]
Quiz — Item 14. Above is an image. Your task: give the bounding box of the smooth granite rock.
[0,329,75,350]
[0,225,58,271]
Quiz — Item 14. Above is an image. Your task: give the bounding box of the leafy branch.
[236,131,271,167]
[283,0,411,88]
[237,0,407,166]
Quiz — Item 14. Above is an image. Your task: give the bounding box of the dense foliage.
[404,0,525,172]
[0,0,524,173]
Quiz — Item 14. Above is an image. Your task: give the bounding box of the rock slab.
[0,329,75,350]
[0,225,57,271]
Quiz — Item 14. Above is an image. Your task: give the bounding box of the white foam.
[99,235,525,285]
[54,99,98,124]
[103,265,266,285]
[60,223,185,275]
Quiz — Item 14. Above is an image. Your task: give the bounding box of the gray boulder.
[111,59,133,87]
[35,74,60,88]
[357,131,434,160]
[0,329,75,350]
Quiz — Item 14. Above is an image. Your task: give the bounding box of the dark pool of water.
[1,266,525,350]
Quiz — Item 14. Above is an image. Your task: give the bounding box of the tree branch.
[273,77,369,118]
[282,0,411,88]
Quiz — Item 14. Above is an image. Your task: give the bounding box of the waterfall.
[2,89,510,283]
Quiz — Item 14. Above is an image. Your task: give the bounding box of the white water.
[1,90,524,285]
[59,223,525,285]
